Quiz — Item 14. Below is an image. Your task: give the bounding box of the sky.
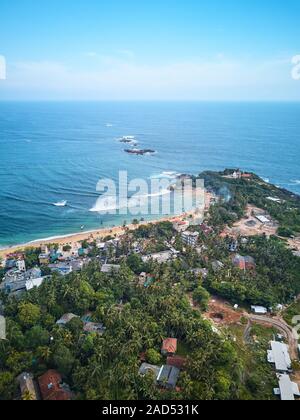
[0,0,300,100]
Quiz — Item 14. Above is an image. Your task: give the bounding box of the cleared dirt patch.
[205,297,242,325]
[221,205,278,238]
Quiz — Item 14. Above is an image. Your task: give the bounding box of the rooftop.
[276,374,300,401]
[162,338,178,355]
[268,341,292,373]
[157,365,180,389]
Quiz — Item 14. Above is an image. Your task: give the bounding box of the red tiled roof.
[38,370,71,401]
[167,356,186,369]
[162,338,177,354]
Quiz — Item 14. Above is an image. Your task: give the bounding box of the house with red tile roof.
[167,356,187,370]
[38,370,72,401]
[161,338,177,356]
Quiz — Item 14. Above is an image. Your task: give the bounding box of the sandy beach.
[0,190,211,260]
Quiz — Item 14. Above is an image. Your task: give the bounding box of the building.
[181,231,200,247]
[1,269,27,294]
[139,363,161,378]
[0,315,6,340]
[26,277,45,291]
[161,338,177,356]
[229,240,238,252]
[38,370,72,401]
[142,251,176,264]
[16,259,26,272]
[48,263,73,276]
[25,267,42,280]
[83,322,106,335]
[267,341,292,373]
[56,313,79,326]
[199,224,213,236]
[173,220,190,233]
[233,255,256,271]
[241,173,252,179]
[167,356,186,370]
[17,372,39,400]
[157,365,180,390]
[39,253,50,265]
[251,306,268,315]
[274,374,300,401]
[101,264,121,274]
[256,214,271,224]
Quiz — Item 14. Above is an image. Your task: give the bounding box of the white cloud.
[0,55,298,100]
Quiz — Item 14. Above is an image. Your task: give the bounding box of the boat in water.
[53,200,67,207]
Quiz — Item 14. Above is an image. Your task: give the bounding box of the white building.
[274,374,300,401]
[268,341,292,373]
[16,259,26,272]
[101,264,121,274]
[181,231,200,247]
[142,251,176,264]
[251,305,268,315]
[26,277,45,291]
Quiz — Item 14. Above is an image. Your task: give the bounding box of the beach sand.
[0,189,211,260]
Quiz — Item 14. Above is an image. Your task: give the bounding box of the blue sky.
[0,0,300,100]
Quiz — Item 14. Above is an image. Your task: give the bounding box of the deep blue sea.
[0,101,299,247]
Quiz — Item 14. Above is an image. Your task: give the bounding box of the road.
[245,314,299,360]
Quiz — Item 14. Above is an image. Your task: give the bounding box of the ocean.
[0,101,299,248]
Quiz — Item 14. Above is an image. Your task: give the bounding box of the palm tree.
[22,390,35,401]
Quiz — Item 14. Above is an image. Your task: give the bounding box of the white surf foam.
[90,189,171,213]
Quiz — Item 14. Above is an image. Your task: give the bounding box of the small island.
[124,148,156,156]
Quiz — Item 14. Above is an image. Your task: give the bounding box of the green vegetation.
[283,301,300,326]
[204,235,300,307]
[0,253,279,401]
[226,324,277,400]
[200,170,300,235]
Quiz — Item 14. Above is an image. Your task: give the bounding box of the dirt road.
[246,314,298,360]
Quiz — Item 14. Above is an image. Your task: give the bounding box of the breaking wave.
[89,189,171,213]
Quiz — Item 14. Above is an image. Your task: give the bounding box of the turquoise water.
[0,101,299,247]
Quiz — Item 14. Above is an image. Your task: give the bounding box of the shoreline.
[0,194,210,259]
[0,216,184,259]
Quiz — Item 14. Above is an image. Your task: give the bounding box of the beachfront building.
[39,253,50,265]
[173,220,190,233]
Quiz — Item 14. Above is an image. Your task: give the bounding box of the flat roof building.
[157,365,180,390]
[268,341,292,373]
[274,374,300,401]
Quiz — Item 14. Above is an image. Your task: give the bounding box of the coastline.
[0,216,184,259]
[0,191,211,259]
